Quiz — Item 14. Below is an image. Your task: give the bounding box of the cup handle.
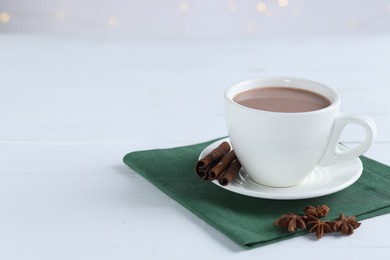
[319,113,377,166]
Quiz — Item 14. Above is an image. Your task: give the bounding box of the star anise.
[274,213,307,232]
[306,215,333,239]
[304,204,330,218]
[332,213,361,235]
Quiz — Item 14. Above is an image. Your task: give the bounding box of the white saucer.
[199,138,363,200]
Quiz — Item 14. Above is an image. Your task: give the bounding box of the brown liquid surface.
[233,87,331,112]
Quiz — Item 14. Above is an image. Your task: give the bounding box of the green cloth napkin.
[123,138,390,248]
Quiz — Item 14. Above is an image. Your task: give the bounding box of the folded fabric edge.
[357,204,390,221]
[122,137,227,161]
[122,154,249,248]
[244,231,306,248]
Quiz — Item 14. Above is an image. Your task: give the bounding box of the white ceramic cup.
[224,77,376,187]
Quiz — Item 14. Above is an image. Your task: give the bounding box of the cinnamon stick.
[209,150,237,180]
[195,141,231,179]
[196,161,218,180]
[218,159,241,186]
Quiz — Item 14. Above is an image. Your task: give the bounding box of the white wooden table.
[0,35,389,259]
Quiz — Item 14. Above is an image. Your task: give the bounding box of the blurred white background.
[1,0,390,38]
[1,2,390,260]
